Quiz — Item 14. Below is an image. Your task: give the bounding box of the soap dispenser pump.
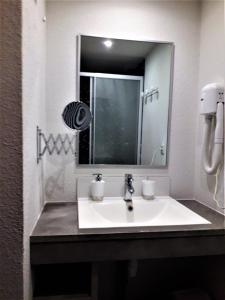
[91,173,105,201]
[95,174,102,182]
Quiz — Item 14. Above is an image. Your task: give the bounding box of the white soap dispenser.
[91,174,105,201]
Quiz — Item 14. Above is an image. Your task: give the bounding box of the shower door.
[88,73,143,165]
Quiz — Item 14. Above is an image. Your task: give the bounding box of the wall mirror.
[77,35,174,167]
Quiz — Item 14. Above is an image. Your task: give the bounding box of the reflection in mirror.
[78,35,174,166]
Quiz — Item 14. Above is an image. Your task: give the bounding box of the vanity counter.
[30,200,225,265]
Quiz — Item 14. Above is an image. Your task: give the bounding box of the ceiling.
[80,35,156,76]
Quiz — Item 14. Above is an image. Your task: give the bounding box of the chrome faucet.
[124,174,135,211]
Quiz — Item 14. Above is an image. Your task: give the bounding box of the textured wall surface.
[194,0,225,213]
[0,1,23,299]
[22,0,46,299]
[45,0,200,202]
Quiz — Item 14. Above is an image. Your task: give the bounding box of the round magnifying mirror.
[62,101,92,131]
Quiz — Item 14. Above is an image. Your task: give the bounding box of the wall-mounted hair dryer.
[200,83,224,175]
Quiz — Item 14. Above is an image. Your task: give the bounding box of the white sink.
[78,196,211,230]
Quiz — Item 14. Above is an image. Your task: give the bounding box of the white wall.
[22,0,46,299]
[45,0,201,201]
[194,0,225,213]
[142,44,172,166]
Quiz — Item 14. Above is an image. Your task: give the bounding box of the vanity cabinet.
[31,257,225,300]
[31,201,225,300]
[33,262,98,300]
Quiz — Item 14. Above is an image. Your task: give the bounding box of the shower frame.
[79,72,144,165]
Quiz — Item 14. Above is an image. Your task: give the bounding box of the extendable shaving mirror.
[62,101,92,131]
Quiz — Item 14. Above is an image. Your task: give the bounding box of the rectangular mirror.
[77,35,174,167]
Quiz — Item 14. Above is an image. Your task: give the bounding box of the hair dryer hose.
[203,110,223,175]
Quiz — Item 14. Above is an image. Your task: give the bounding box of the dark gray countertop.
[31,200,225,243]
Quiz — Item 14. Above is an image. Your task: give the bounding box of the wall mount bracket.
[37,126,76,164]
[142,88,159,104]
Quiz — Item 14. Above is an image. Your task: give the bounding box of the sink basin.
[78,196,211,230]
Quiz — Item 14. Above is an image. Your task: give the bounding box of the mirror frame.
[76,34,175,169]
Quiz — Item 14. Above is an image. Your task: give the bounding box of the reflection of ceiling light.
[103,40,113,48]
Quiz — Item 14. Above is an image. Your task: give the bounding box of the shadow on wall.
[39,159,46,206]
[44,153,76,202]
[206,164,224,206]
[37,130,77,202]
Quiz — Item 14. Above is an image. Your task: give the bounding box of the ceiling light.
[103,40,113,48]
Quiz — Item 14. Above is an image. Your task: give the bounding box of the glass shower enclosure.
[79,73,143,165]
